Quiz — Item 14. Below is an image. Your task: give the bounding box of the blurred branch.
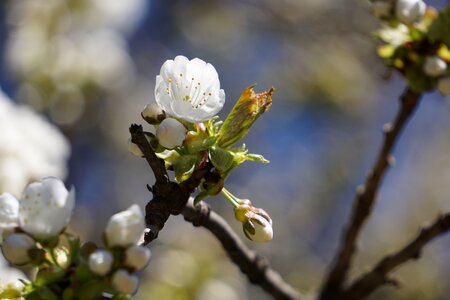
[319,88,422,299]
[182,201,304,300]
[129,124,304,299]
[341,213,450,300]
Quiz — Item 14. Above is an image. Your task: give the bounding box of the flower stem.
[221,188,240,208]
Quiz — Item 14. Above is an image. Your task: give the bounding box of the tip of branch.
[129,124,143,134]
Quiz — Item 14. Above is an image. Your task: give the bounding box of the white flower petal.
[0,193,19,228]
[154,56,225,123]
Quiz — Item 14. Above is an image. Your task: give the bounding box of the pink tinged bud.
[88,250,114,276]
[395,0,426,25]
[19,177,75,240]
[2,233,35,265]
[156,118,187,149]
[111,269,139,295]
[243,212,273,243]
[105,205,145,248]
[372,1,392,18]
[423,56,447,77]
[127,137,143,157]
[437,77,450,95]
[124,245,151,271]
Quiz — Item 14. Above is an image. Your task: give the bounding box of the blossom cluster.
[6,0,147,124]
[371,0,450,94]
[0,89,69,197]
[0,178,150,299]
[129,55,274,242]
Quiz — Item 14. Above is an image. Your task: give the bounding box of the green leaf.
[35,266,66,287]
[173,154,198,182]
[245,153,270,163]
[209,146,234,173]
[186,136,216,153]
[217,86,273,148]
[428,7,450,47]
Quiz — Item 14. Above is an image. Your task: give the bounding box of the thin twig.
[182,201,305,300]
[340,213,450,300]
[319,88,422,299]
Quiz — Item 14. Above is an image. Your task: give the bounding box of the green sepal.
[35,266,66,287]
[186,134,216,153]
[27,287,59,300]
[209,146,234,173]
[173,154,199,182]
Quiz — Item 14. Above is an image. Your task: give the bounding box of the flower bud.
[233,200,273,243]
[127,138,143,157]
[2,233,35,265]
[105,205,145,248]
[242,212,273,243]
[19,177,75,240]
[437,77,450,95]
[111,269,139,295]
[141,103,166,124]
[395,0,426,25]
[88,249,114,276]
[156,118,187,149]
[372,1,392,19]
[423,56,447,77]
[124,245,151,271]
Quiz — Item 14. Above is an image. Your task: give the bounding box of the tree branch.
[182,201,305,300]
[319,88,422,299]
[340,213,450,300]
[129,124,304,299]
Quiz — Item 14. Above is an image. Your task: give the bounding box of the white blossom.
[0,90,69,197]
[124,245,151,270]
[19,178,75,240]
[156,118,188,149]
[0,253,26,291]
[105,205,145,247]
[437,77,450,95]
[155,55,225,123]
[88,249,114,276]
[423,56,447,77]
[243,213,273,243]
[395,0,426,25]
[2,233,35,265]
[111,269,139,294]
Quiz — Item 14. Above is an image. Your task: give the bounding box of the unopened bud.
[437,77,450,95]
[242,212,273,243]
[156,118,187,149]
[142,103,166,124]
[2,233,35,265]
[124,246,151,271]
[423,56,447,77]
[111,269,139,295]
[88,249,114,276]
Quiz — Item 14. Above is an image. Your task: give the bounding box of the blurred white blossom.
[0,253,26,286]
[0,90,69,197]
[5,0,146,124]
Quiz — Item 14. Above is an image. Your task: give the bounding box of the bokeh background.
[1,0,450,299]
